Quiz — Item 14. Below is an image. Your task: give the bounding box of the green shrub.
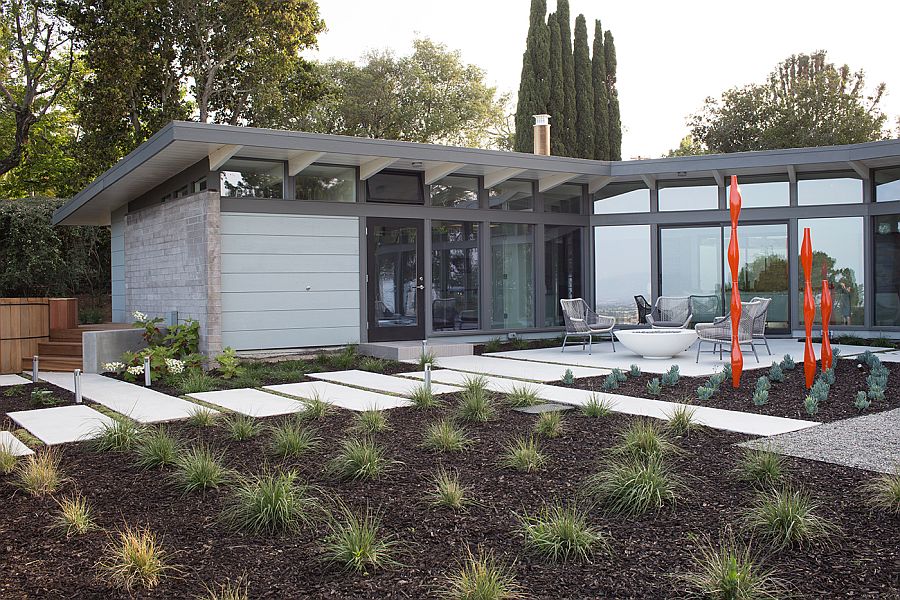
[697,386,715,401]
[803,395,819,416]
[91,417,144,452]
[754,376,770,393]
[423,419,473,452]
[612,419,676,464]
[518,503,607,562]
[560,368,575,386]
[752,389,769,406]
[97,524,170,591]
[666,405,698,436]
[419,349,439,369]
[611,368,627,383]
[600,374,619,391]
[135,428,180,469]
[409,384,440,409]
[354,409,389,434]
[867,385,885,402]
[854,391,871,411]
[299,393,332,421]
[225,414,260,442]
[738,448,787,489]
[31,388,60,406]
[457,386,495,423]
[646,378,662,396]
[222,470,317,534]
[581,393,613,418]
[483,338,503,353]
[217,347,243,379]
[15,450,63,496]
[269,420,318,458]
[323,504,398,574]
[809,379,829,404]
[707,371,727,389]
[442,547,522,600]
[179,371,218,394]
[359,356,386,373]
[744,488,837,549]
[173,445,227,493]
[53,494,98,536]
[860,471,900,513]
[328,437,391,480]
[534,411,563,438]
[585,456,681,516]
[187,406,218,427]
[506,384,542,408]
[820,367,835,386]
[661,365,680,387]
[501,436,546,472]
[428,468,468,509]
[680,531,784,600]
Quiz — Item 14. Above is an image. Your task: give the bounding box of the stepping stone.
[309,370,458,396]
[39,372,214,423]
[428,355,608,382]
[0,374,31,387]
[401,369,554,395]
[187,388,305,417]
[263,381,412,411]
[7,405,116,445]
[0,431,33,456]
[514,403,574,414]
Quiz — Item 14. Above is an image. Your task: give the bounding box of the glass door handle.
[416,285,425,290]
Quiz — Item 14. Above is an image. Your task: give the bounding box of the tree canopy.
[682,51,889,155]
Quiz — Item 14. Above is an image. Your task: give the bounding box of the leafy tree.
[572,15,594,159]
[591,19,609,161]
[300,39,506,148]
[514,0,550,153]
[666,134,707,158]
[556,0,576,154]
[546,12,566,156]
[687,51,888,154]
[604,30,622,160]
[0,0,75,176]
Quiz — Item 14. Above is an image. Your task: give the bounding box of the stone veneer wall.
[124,190,222,355]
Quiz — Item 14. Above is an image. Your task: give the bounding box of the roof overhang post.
[208,144,242,171]
[640,174,657,190]
[424,162,465,185]
[484,167,526,189]
[711,169,725,187]
[786,164,797,184]
[288,151,325,176]
[588,176,612,194]
[360,157,397,180]
[848,160,869,179]
[538,172,579,193]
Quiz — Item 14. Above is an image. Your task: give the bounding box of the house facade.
[53,122,900,354]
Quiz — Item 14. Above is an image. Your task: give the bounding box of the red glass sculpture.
[821,279,833,371]
[727,176,743,388]
[800,228,817,388]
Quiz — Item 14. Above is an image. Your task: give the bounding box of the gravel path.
[742,407,900,474]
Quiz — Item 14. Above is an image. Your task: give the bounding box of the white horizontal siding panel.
[221,253,359,274]
[221,234,359,255]
[223,326,360,351]
[222,213,358,237]
[222,309,358,332]
[221,272,359,292]
[222,290,359,312]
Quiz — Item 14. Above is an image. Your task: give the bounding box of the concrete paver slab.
[264,381,412,411]
[309,370,458,396]
[0,431,33,456]
[187,388,305,417]
[7,405,116,445]
[423,355,608,382]
[0,374,31,387]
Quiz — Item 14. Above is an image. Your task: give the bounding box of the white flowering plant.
[132,310,166,346]
[102,362,126,373]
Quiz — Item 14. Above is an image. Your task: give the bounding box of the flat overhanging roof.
[53,121,900,225]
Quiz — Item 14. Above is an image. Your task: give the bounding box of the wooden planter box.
[0,298,50,374]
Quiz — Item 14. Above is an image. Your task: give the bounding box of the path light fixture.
[144,356,151,387]
[424,363,432,393]
[32,355,39,382]
[727,175,743,388]
[74,369,82,404]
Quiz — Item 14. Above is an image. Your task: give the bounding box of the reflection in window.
[658,180,719,211]
[797,217,865,325]
[430,176,479,208]
[295,164,356,202]
[373,224,418,328]
[432,222,479,330]
[594,225,650,324]
[875,167,900,203]
[723,224,790,329]
[491,223,534,328]
[220,159,284,198]
[544,225,583,325]
[593,182,650,214]
[726,179,789,208]
[797,173,863,205]
[543,183,582,214]
[489,180,533,211]
[367,172,423,204]
[660,227,723,301]
[874,214,900,326]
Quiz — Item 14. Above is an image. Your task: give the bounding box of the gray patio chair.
[647,296,693,329]
[634,295,652,324]
[710,296,772,355]
[694,300,763,363]
[560,298,616,354]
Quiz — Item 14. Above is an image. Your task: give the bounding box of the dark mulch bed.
[1,402,898,599]
[572,359,900,423]
[474,338,561,355]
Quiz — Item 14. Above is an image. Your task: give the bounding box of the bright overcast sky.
[309,0,900,159]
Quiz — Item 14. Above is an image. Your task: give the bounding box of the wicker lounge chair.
[694,299,763,363]
[647,296,693,329]
[560,298,616,354]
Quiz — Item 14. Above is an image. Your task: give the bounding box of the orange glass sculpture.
[800,228,816,388]
[727,176,743,388]
[821,280,833,371]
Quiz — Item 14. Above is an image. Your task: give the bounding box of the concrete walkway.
[39,372,212,423]
[421,355,609,382]
[309,370,458,396]
[188,388,305,417]
[264,381,412,411]
[400,369,818,437]
[743,407,900,474]
[0,431,33,456]
[0,374,31,387]
[8,405,116,445]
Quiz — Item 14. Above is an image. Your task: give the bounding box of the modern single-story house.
[52,121,900,355]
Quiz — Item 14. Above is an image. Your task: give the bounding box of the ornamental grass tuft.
[97,524,170,591]
[0,438,19,474]
[457,385,496,423]
[299,392,332,421]
[585,455,682,516]
[225,414,261,442]
[269,419,319,458]
[354,409,389,434]
[534,411,563,438]
[428,467,469,510]
[328,437,392,480]
[737,447,787,489]
[187,406,218,427]
[93,418,144,452]
[423,419,473,453]
[173,444,228,493]
[744,487,837,550]
[134,427,181,469]
[442,547,522,600]
[518,503,608,562]
[680,530,784,600]
[322,503,399,574]
[15,449,63,497]
[409,384,441,409]
[506,384,542,408]
[53,494,98,536]
[666,404,699,436]
[612,419,677,464]
[860,470,900,513]
[200,578,250,600]
[581,393,614,418]
[501,436,546,472]
[222,469,318,534]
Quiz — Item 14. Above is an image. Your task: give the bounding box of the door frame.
[366,217,426,342]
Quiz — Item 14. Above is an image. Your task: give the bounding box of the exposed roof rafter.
[640,174,657,190]
[848,160,869,179]
[711,169,725,187]
[588,176,612,194]
[208,144,242,171]
[786,164,797,184]
[360,157,397,180]
[538,172,579,193]
[484,167,526,189]
[424,162,464,185]
[287,150,325,176]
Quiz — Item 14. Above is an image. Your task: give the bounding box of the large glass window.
[491,223,534,328]
[797,172,863,205]
[432,222,480,331]
[723,224,790,329]
[593,182,650,214]
[295,164,356,202]
[594,225,650,324]
[544,225,583,326]
[797,217,865,325]
[489,180,533,211]
[430,175,479,208]
[874,214,900,326]
[660,227,723,306]
[543,184,583,214]
[220,159,284,198]
[726,178,789,208]
[658,180,719,211]
[366,171,423,204]
[875,167,900,203]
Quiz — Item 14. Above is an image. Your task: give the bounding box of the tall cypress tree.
[604,30,622,160]
[556,0,576,155]
[546,12,566,156]
[573,15,594,159]
[591,20,610,160]
[514,0,551,153]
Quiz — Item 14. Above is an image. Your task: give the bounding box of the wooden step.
[49,328,84,342]
[38,341,83,356]
[21,356,83,372]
